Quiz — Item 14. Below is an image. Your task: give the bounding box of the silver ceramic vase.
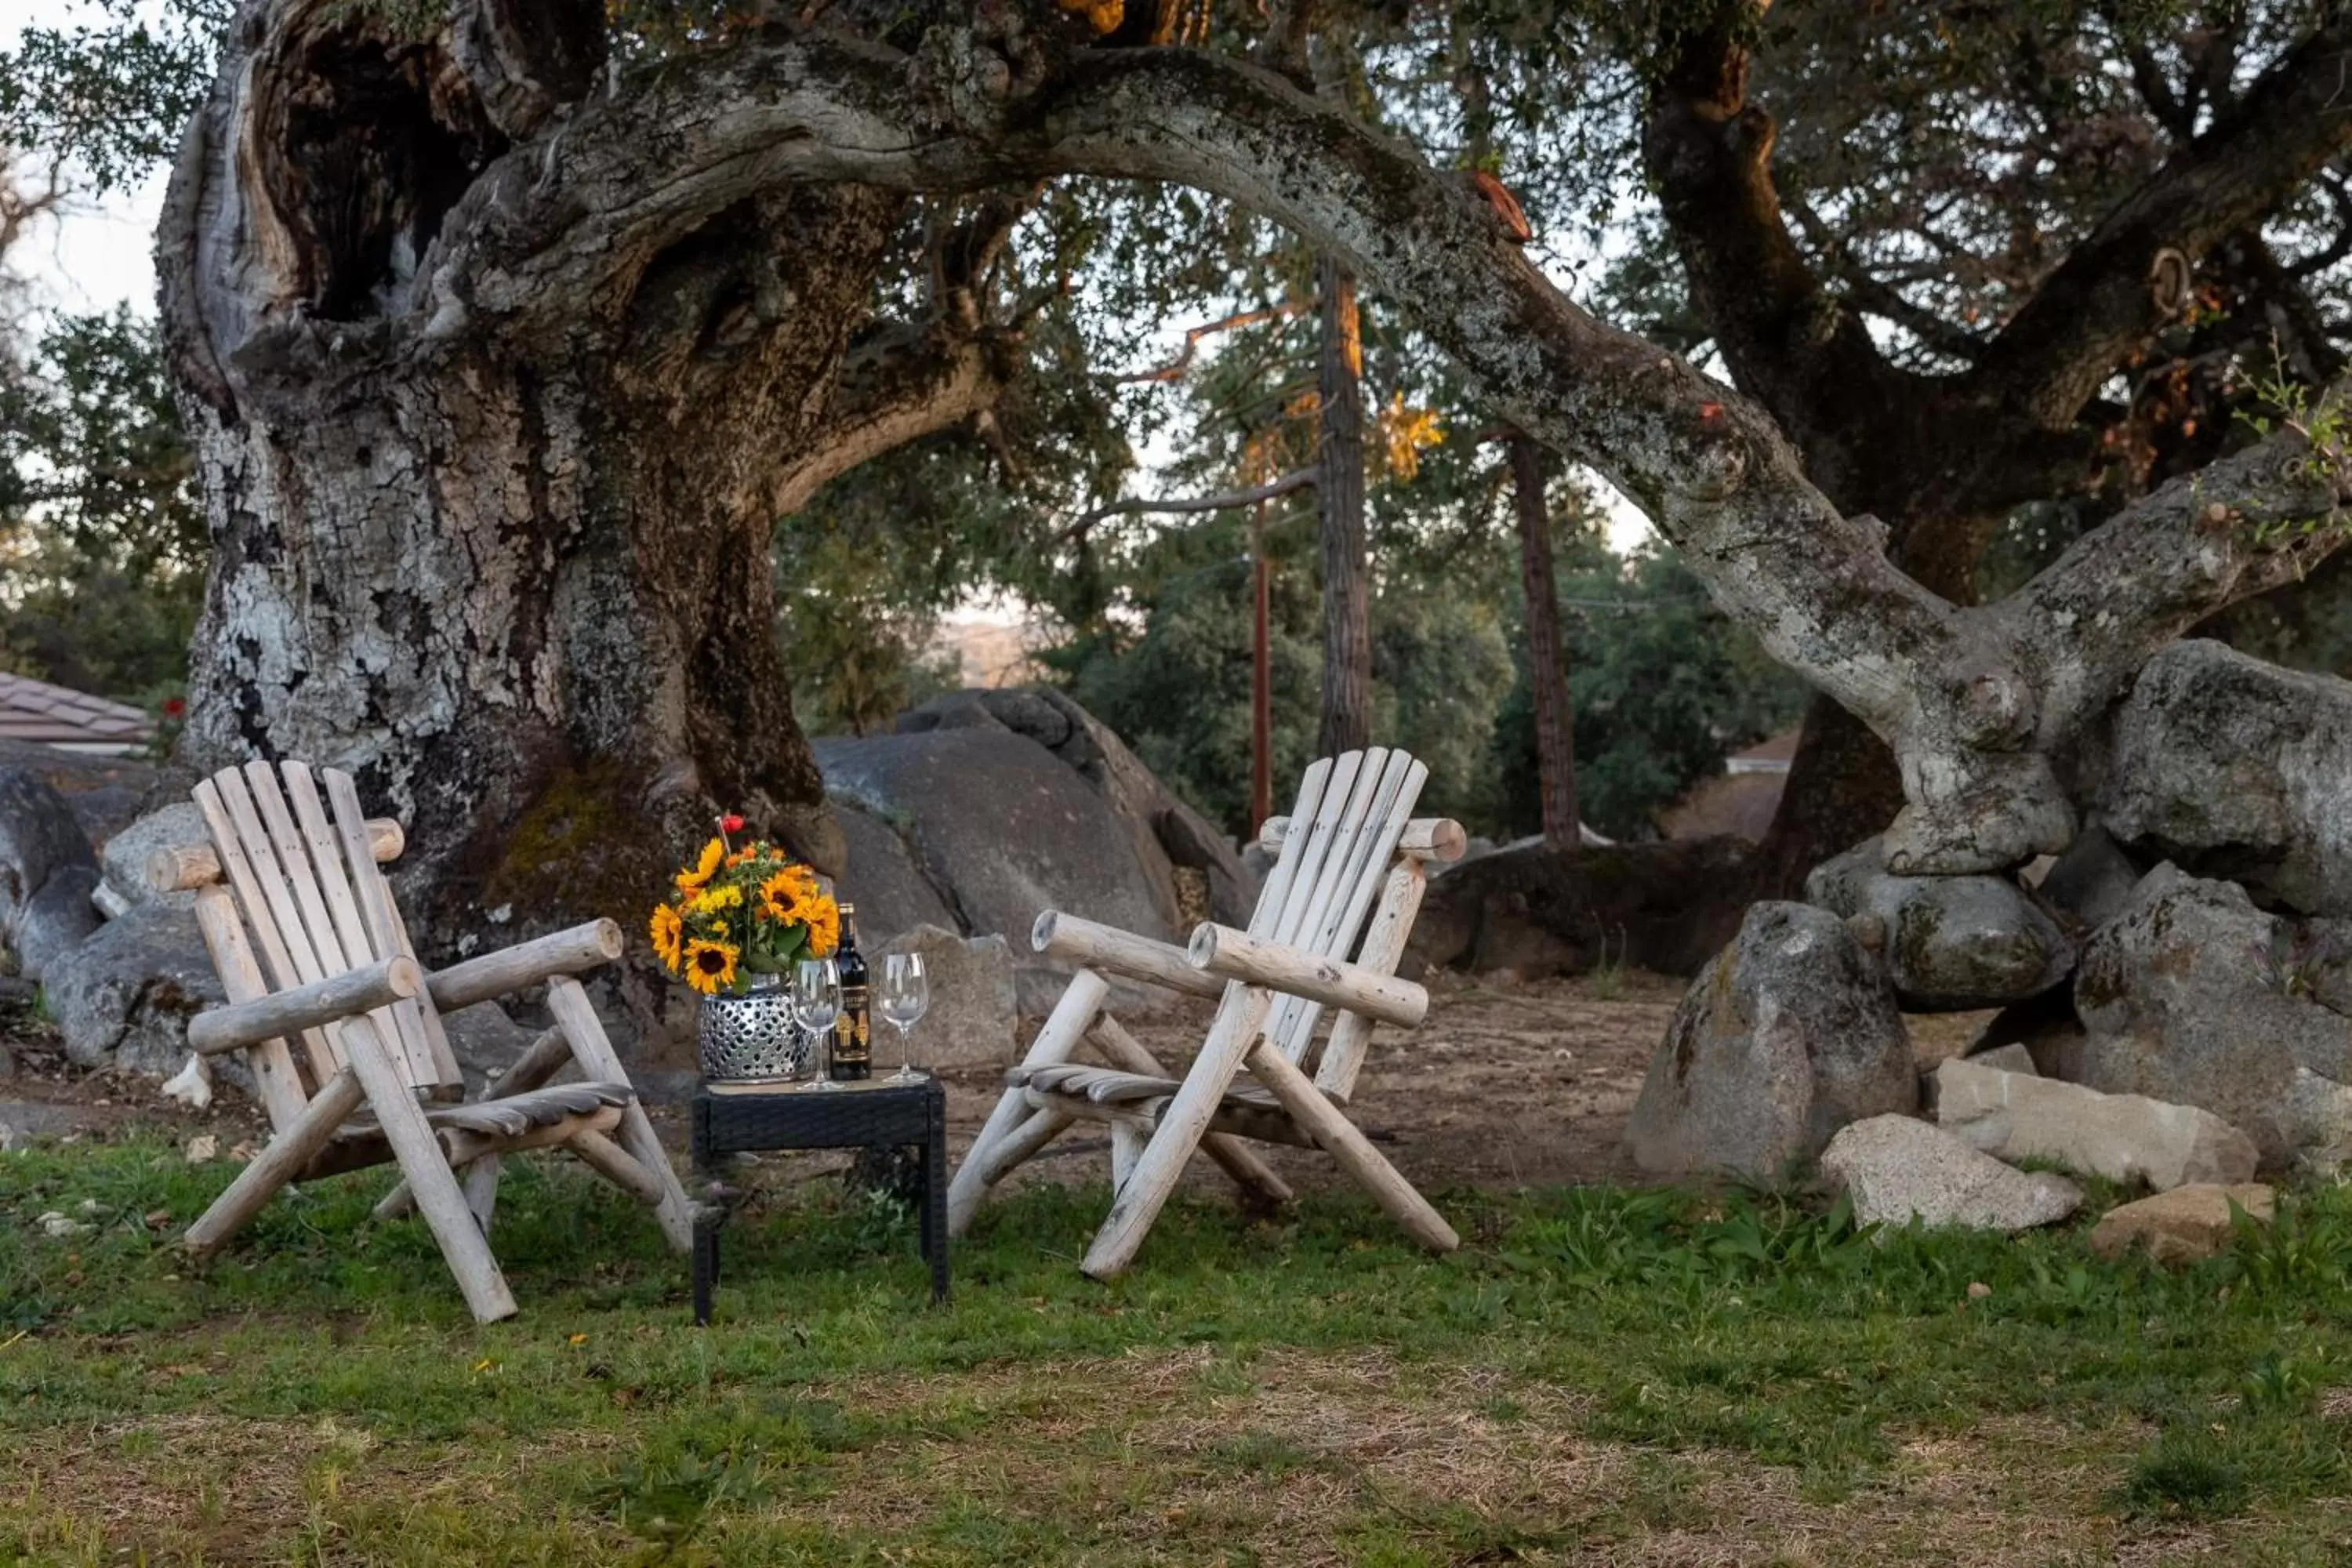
[696,976,815,1083]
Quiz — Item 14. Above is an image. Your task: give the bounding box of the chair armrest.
[1185,922,1428,1028]
[1031,911,1227,1000]
[187,956,423,1055]
[425,920,625,1013]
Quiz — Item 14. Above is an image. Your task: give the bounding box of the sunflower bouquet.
[649,815,841,996]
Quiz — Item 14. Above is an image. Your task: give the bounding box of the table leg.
[693,1214,719,1326]
[927,1094,949,1305]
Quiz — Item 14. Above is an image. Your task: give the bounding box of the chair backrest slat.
[1264,749,1371,952]
[1266,752,1427,1062]
[191,774,346,1086]
[242,761,358,978]
[282,761,456,1088]
[321,767,463,1090]
[1246,757,1332,941]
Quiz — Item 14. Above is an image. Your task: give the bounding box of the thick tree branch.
[1639,6,1925,477]
[401,24,2352,873]
[771,323,1014,517]
[449,0,608,139]
[1967,16,2352,428]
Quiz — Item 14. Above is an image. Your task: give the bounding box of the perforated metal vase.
[697,980,816,1083]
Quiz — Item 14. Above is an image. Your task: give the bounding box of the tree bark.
[1507,434,1577,848]
[1315,252,1371,757]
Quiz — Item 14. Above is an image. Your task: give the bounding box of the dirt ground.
[0,974,1993,1197]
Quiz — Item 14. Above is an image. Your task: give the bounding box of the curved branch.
[1966,16,2352,428]
[771,324,1014,517]
[1060,467,1316,543]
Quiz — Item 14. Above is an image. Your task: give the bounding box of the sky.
[5,0,1653,559]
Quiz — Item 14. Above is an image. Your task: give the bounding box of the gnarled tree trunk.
[158,2,1010,939]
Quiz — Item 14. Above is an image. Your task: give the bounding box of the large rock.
[1932,1058,2259,1191]
[0,739,155,846]
[2037,822,2145,932]
[898,687,1255,927]
[0,769,103,981]
[1804,836,2074,1011]
[817,726,1177,1013]
[1407,834,1753,980]
[2072,866,2352,1168]
[874,924,1018,1069]
[2089,1183,2275,1265]
[41,903,226,1078]
[96,802,209,912]
[1626,902,1917,1180]
[2100,641,2352,916]
[1820,1114,2084,1232]
[829,797,958,941]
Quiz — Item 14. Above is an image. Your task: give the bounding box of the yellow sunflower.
[757,868,810,924]
[648,903,684,972]
[804,898,840,959]
[674,837,724,895]
[683,938,740,996]
[691,882,744,916]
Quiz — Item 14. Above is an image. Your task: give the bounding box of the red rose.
[720,813,746,833]
[162,698,187,718]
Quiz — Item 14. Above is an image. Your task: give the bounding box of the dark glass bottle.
[829,904,872,1080]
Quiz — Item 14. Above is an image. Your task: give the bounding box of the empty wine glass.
[794,957,842,1090]
[880,952,928,1082]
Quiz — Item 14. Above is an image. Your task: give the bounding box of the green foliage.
[1,308,205,698]
[1492,546,1809,840]
[0,0,230,196]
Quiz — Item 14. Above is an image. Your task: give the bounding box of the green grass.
[5,1139,2352,1564]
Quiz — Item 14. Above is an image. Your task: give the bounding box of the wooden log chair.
[947,747,1466,1279]
[160,760,694,1323]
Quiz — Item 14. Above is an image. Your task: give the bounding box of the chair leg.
[949,968,1108,1236]
[546,978,694,1253]
[336,1014,518,1323]
[1086,1016,1294,1208]
[1110,1120,1146,1194]
[183,1066,365,1258]
[463,1154,502,1232]
[1081,988,1271,1281]
[1247,1040,1458,1253]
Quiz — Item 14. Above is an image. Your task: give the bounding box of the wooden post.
[1187,922,1428,1028]
[1084,1015,1292,1207]
[334,1013,518,1323]
[1081,985,1271,1280]
[1510,432,1580,849]
[1251,496,1273,834]
[183,1065,365,1258]
[426,921,626,1013]
[544,978,694,1253]
[949,967,1108,1236]
[1247,1038,1458,1253]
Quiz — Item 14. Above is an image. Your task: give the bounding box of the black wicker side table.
[689,1077,949,1324]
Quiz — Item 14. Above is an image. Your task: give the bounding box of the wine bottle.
[829,904,872,1080]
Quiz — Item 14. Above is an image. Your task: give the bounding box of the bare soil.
[0,975,1993,1191]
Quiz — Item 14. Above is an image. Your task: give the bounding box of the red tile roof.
[0,671,154,753]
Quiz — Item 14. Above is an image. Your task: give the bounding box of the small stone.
[1933,1058,2258,1191]
[184,1134,218,1165]
[2089,1183,2276,1265]
[37,1211,92,1239]
[1820,1114,2082,1233]
[1966,1281,1991,1299]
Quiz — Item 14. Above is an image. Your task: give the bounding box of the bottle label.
[832,985,871,1076]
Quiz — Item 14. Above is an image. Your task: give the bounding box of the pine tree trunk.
[1508,434,1578,848]
[1315,254,1372,757]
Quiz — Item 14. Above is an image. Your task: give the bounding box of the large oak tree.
[138,0,2352,930]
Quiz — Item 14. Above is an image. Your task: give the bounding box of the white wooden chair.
[947,748,1465,1279]
[158,760,693,1323]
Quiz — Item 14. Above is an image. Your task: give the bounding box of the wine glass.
[793,957,842,1090]
[879,952,929,1082]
